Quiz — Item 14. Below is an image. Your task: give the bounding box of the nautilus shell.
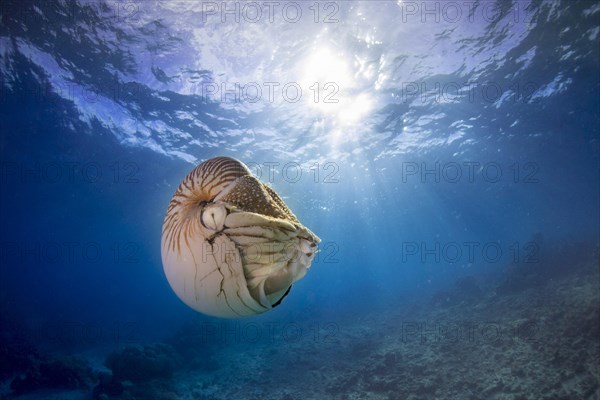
[161,157,320,318]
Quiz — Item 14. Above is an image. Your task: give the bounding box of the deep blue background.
[0,0,598,353]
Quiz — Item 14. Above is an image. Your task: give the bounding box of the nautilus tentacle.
[161,157,320,318]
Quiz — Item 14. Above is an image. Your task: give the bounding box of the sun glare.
[298,45,375,135]
[337,93,374,125]
[301,47,353,90]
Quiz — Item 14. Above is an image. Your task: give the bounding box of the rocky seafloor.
[1,243,599,400]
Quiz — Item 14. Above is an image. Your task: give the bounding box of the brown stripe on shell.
[162,157,251,253]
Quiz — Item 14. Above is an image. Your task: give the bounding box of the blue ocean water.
[0,1,599,399]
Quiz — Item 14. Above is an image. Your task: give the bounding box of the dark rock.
[0,309,40,381]
[0,341,39,380]
[10,356,92,395]
[124,378,180,400]
[105,343,179,383]
[92,372,124,399]
[166,320,221,371]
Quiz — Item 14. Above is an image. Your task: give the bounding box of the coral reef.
[92,372,123,399]
[92,344,181,400]
[0,341,39,382]
[166,320,221,372]
[0,240,597,399]
[105,344,179,383]
[0,306,39,382]
[10,356,93,395]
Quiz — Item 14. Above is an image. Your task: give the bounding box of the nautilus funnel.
[161,157,320,318]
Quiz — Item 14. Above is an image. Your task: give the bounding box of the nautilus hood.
[161,157,320,318]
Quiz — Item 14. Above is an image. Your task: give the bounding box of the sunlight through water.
[298,44,375,147]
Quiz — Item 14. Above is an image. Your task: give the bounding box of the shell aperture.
[161,157,320,318]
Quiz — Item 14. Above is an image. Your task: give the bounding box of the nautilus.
[161,157,320,318]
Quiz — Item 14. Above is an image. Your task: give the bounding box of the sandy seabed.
[2,260,599,400]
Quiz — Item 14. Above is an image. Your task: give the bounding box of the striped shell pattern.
[161,157,320,318]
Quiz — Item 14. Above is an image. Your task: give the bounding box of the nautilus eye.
[200,204,226,232]
[161,156,320,318]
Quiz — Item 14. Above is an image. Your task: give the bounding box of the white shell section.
[161,157,320,318]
